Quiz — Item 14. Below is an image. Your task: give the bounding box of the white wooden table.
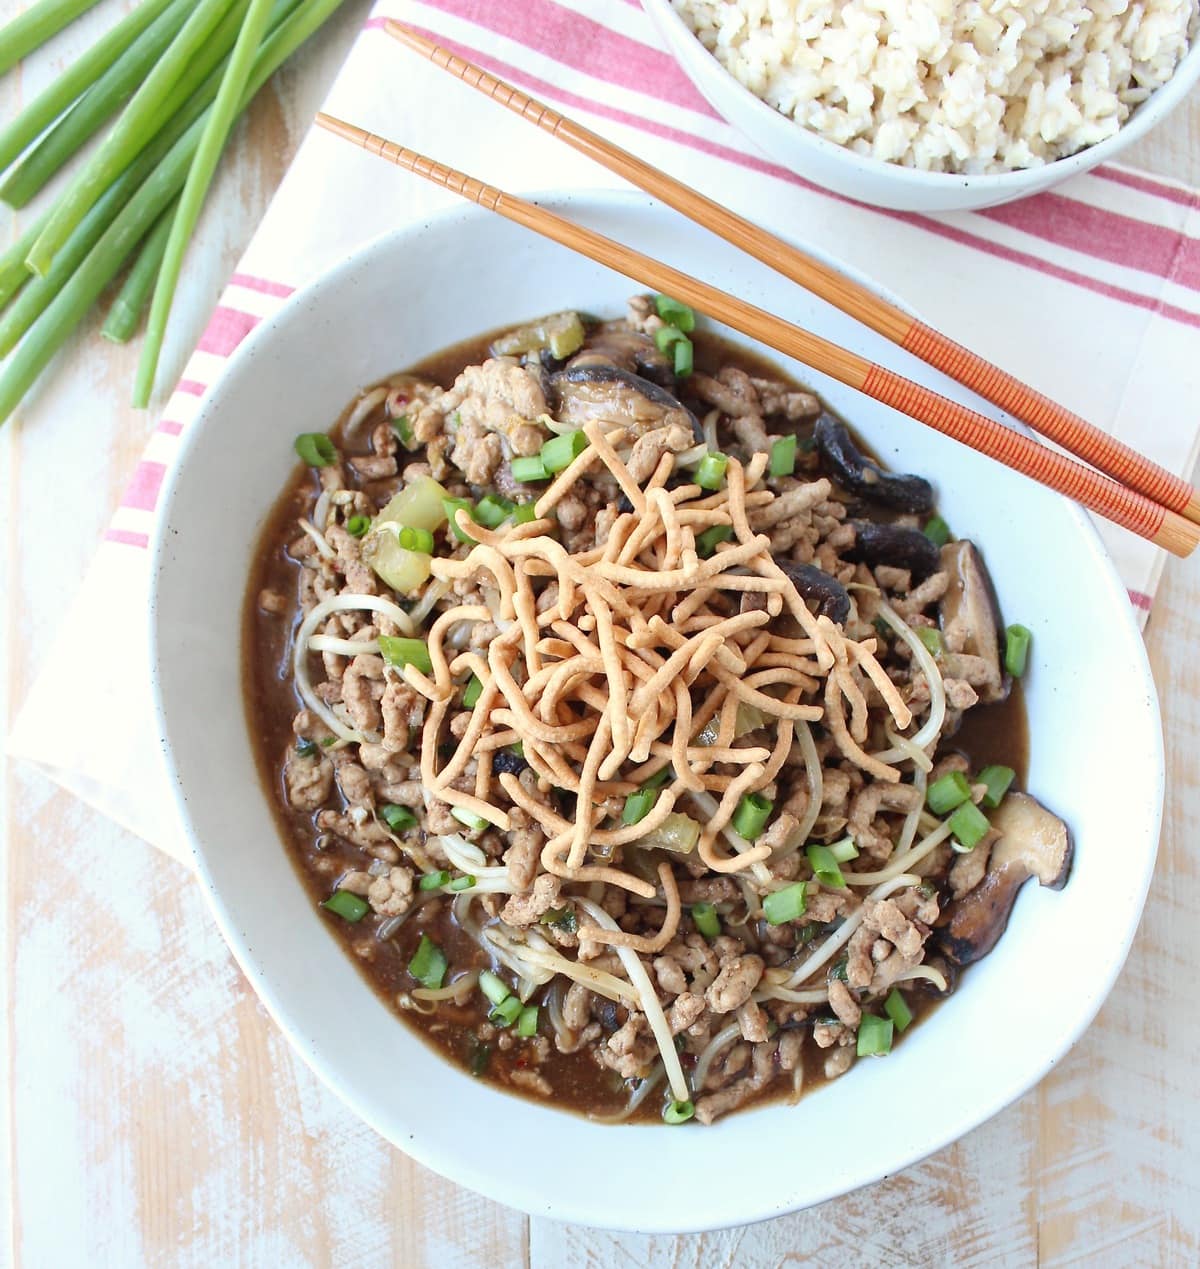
[3,5,1199,1264]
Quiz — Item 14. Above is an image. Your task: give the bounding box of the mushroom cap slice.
[937,792,1073,966]
[844,521,942,581]
[550,364,702,442]
[939,540,1009,704]
[814,414,934,513]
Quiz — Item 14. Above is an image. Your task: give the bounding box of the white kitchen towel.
[10,0,1200,863]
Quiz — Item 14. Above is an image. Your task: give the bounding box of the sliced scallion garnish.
[451,807,489,832]
[345,514,370,538]
[828,836,859,863]
[479,970,511,1006]
[517,1005,539,1038]
[977,764,1016,809]
[926,770,972,816]
[378,635,432,675]
[540,428,587,473]
[294,432,335,467]
[510,454,549,483]
[408,934,447,990]
[806,844,846,889]
[654,294,695,332]
[449,874,475,892]
[916,626,944,657]
[763,881,807,925]
[768,434,797,477]
[1005,624,1031,677]
[691,902,720,939]
[948,800,989,851]
[732,791,772,840]
[622,788,656,825]
[321,889,368,923]
[419,870,451,891]
[474,493,514,529]
[884,989,913,1032]
[695,524,733,558]
[663,1098,695,1124]
[462,674,484,708]
[695,451,728,490]
[923,514,950,547]
[380,803,417,833]
[856,1013,893,1057]
[442,497,478,543]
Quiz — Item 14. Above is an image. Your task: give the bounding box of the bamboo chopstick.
[314,113,1198,559]
[384,20,1200,530]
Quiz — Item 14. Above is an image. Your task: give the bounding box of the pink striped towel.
[10,0,1200,863]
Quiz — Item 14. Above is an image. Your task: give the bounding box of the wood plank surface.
[2,3,1199,1265]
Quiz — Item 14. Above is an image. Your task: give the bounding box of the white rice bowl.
[672,0,1199,172]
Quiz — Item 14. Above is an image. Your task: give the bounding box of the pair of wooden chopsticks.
[314,21,1199,558]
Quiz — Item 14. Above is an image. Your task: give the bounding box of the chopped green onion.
[1005,624,1032,678]
[449,875,475,892]
[857,1014,893,1057]
[517,1005,539,1038]
[768,434,797,477]
[622,789,656,826]
[540,429,588,473]
[510,455,549,483]
[419,870,451,891]
[673,336,693,378]
[828,837,859,863]
[346,514,371,538]
[642,765,673,790]
[489,995,523,1027]
[654,324,688,354]
[462,674,484,708]
[295,738,317,759]
[695,451,729,490]
[829,955,849,983]
[511,502,538,525]
[654,294,695,332]
[948,800,990,851]
[923,514,951,547]
[510,741,525,758]
[916,626,944,657]
[408,934,447,990]
[732,792,772,840]
[380,803,417,833]
[451,807,489,832]
[479,970,511,1006]
[474,494,514,529]
[393,414,414,448]
[378,636,432,675]
[884,989,913,1032]
[691,902,720,938]
[663,1098,695,1125]
[806,844,846,889]
[695,524,733,558]
[321,736,337,748]
[396,525,435,554]
[926,771,972,816]
[294,432,336,467]
[540,906,577,933]
[977,764,1016,810]
[443,497,478,543]
[763,881,807,925]
[321,889,368,923]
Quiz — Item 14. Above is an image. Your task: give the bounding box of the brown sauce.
[243,321,1029,1122]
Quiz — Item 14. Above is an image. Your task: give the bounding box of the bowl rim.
[640,0,1200,191]
[149,189,1165,1230]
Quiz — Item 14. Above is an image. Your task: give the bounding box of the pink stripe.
[230,271,295,298]
[122,460,166,512]
[391,29,1200,331]
[1129,589,1152,611]
[158,419,183,436]
[417,0,713,115]
[980,194,1200,292]
[196,306,260,357]
[1094,166,1200,212]
[176,378,206,396]
[104,528,149,549]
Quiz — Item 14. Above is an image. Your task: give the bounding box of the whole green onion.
[763,881,807,926]
[133,0,276,404]
[691,902,720,939]
[0,0,175,174]
[294,432,335,466]
[654,294,694,332]
[695,451,728,491]
[408,934,447,990]
[948,800,989,851]
[101,200,176,343]
[926,770,972,816]
[856,1014,893,1057]
[26,0,239,275]
[0,0,106,79]
[378,636,432,674]
[768,434,797,477]
[379,803,417,833]
[732,791,772,840]
[1005,624,1032,677]
[321,889,368,923]
[976,764,1015,809]
[0,208,51,309]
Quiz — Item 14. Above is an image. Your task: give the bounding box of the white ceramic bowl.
[641,0,1200,212]
[151,192,1162,1231]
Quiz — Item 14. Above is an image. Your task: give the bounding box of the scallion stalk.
[101,199,176,342]
[0,0,105,79]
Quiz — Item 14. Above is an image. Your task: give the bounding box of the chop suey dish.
[247,296,1072,1126]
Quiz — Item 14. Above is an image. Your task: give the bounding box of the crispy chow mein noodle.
[249,297,1071,1124]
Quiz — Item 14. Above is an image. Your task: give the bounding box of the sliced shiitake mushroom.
[568,325,674,388]
[938,540,1008,703]
[772,558,851,625]
[937,792,1073,966]
[844,521,941,581]
[814,415,934,513]
[550,364,702,442]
